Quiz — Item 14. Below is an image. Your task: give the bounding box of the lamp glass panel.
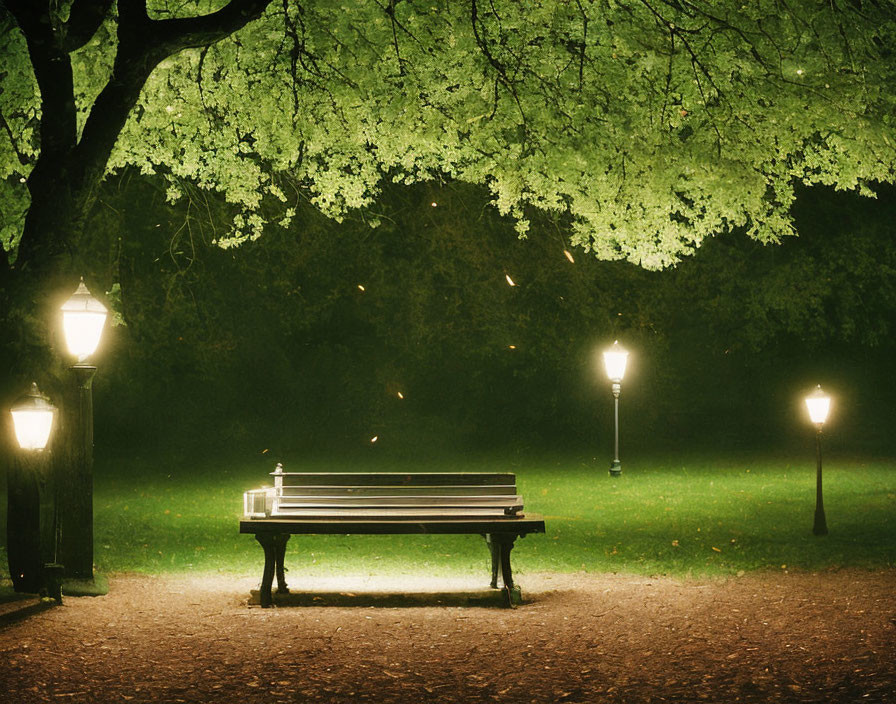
[63,311,107,361]
[603,346,628,382]
[805,394,831,425]
[11,408,54,450]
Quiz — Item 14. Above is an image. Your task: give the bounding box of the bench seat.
[240,465,545,607]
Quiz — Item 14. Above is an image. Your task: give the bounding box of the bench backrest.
[243,465,524,519]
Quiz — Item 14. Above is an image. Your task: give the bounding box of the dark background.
[78,174,896,461]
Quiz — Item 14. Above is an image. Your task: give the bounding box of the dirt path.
[1,570,894,703]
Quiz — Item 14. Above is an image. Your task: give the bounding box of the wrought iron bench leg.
[255,533,291,606]
[274,533,290,594]
[485,534,521,607]
[255,533,277,607]
[484,534,500,589]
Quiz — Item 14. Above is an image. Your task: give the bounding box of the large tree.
[3,0,894,433]
[0,0,276,588]
[1,0,894,585]
[3,1,896,290]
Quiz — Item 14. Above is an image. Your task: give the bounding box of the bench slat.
[271,473,516,486]
[270,507,520,518]
[278,485,518,497]
[277,501,522,513]
[277,495,521,506]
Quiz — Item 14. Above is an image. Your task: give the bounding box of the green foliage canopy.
[2,0,896,270]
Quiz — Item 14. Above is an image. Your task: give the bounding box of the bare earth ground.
[1,570,894,704]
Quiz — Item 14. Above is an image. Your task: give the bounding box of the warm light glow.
[805,385,831,425]
[371,436,378,443]
[603,340,628,382]
[10,383,56,451]
[358,284,366,291]
[61,278,107,362]
[397,391,404,399]
[563,250,575,263]
[505,274,516,287]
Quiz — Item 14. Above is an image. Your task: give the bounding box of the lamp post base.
[61,572,109,597]
[41,563,64,604]
[609,459,622,477]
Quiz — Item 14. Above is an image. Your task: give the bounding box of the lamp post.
[8,383,62,600]
[59,278,107,582]
[805,385,831,536]
[603,341,628,477]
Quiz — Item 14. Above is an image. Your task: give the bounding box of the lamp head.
[603,340,629,384]
[10,382,56,450]
[805,385,831,428]
[61,278,107,362]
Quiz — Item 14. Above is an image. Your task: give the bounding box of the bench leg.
[274,533,290,594]
[254,533,290,607]
[485,534,521,607]
[484,534,500,589]
[254,533,278,607]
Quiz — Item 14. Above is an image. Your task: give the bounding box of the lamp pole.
[611,381,621,476]
[602,341,628,478]
[59,279,107,582]
[62,364,98,579]
[813,426,827,536]
[805,385,830,536]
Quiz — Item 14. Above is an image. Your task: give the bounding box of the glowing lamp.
[61,278,107,362]
[805,385,831,426]
[805,385,831,536]
[603,340,628,383]
[601,340,629,477]
[11,382,56,451]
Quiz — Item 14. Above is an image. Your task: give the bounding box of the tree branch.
[470,0,528,130]
[74,0,275,209]
[0,109,29,166]
[5,1,78,160]
[146,0,274,57]
[61,0,114,52]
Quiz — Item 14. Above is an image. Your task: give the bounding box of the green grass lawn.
[3,450,895,580]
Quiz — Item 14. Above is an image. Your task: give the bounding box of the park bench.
[240,464,546,607]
